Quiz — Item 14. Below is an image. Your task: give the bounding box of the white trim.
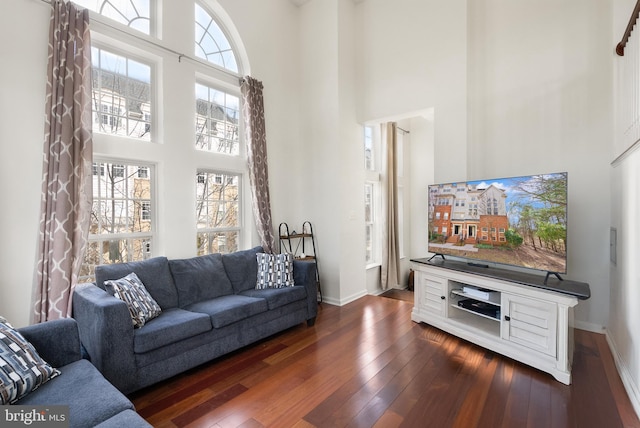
[605,330,640,421]
[611,137,640,167]
[322,290,368,307]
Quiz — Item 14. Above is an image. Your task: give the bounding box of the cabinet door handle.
[504,315,511,321]
[440,295,446,300]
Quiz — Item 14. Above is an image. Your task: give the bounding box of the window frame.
[90,39,159,144]
[81,158,156,281]
[195,79,242,156]
[81,1,252,276]
[196,169,243,256]
[365,125,382,267]
[73,0,156,37]
[195,1,240,73]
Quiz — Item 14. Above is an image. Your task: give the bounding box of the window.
[364,126,373,170]
[196,171,241,255]
[195,2,238,72]
[81,1,248,273]
[195,83,240,155]
[141,201,151,220]
[365,183,375,263]
[91,46,152,141]
[364,125,381,265]
[113,164,125,177]
[435,212,441,220]
[444,212,449,220]
[74,0,152,35]
[80,160,154,280]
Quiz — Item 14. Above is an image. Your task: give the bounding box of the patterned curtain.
[381,122,400,290]
[240,76,276,253]
[32,0,93,323]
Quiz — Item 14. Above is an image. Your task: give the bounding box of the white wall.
[467,0,613,329]
[356,0,468,183]
[609,150,640,415]
[355,0,466,295]
[0,0,617,334]
[408,115,435,260]
[216,0,304,230]
[295,0,366,305]
[609,0,640,416]
[0,0,51,326]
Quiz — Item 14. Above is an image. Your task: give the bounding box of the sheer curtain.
[240,76,276,253]
[32,0,93,323]
[381,122,400,290]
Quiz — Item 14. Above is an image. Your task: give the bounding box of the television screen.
[428,172,568,274]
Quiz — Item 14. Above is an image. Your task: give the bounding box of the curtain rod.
[38,0,243,81]
[398,127,410,134]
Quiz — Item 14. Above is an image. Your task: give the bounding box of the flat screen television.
[428,172,568,275]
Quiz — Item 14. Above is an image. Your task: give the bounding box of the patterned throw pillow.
[104,272,162,328]
[0,318,61,404]
[256,253,294,289]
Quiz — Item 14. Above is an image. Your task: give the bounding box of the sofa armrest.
[293,260,318,322]
[18,318,81,368]
[72,283,137,393]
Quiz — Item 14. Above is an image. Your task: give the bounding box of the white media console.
[410,258,590,385]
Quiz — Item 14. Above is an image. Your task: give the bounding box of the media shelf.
[410,258,591,385]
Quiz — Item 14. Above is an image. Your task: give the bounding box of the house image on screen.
[430,182,509,246]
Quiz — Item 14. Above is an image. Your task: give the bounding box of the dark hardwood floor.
[130,294,640,428]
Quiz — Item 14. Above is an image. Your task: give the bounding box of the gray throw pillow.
[256,253,294,289]
[0,318,60,404]
[104,272,162,328]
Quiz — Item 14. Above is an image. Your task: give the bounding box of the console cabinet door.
[501,293,558,357]
[416,272,447,317]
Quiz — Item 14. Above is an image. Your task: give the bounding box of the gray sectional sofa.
[16,318,151,428]
[72,246,318,394]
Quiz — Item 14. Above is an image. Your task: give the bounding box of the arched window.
[73,0,151,34]
[195,2,238,72]
[77,0,249,279]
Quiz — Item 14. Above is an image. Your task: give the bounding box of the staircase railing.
[617,0,640,56]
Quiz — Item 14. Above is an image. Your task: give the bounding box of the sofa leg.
[307,317,316,327]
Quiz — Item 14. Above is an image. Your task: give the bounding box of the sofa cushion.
[241,286,307,310]
[185,295,268,328]
[169,253,234,307]
[256,253,294,289]
[94,409,152,428]
[105,273,162,328]
[221,246,262,293]
[0,318,60,404]
[17,359,135,428]
[133,308,212,354]
[95,257,179,309]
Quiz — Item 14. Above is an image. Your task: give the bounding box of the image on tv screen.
[428,172,568,273]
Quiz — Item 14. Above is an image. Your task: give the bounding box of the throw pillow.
[256,253,294,289]
[104,272,162,328]
[0,318,61,405]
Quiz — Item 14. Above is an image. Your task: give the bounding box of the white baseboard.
[605,330,640,421]
[321,289,368,307]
